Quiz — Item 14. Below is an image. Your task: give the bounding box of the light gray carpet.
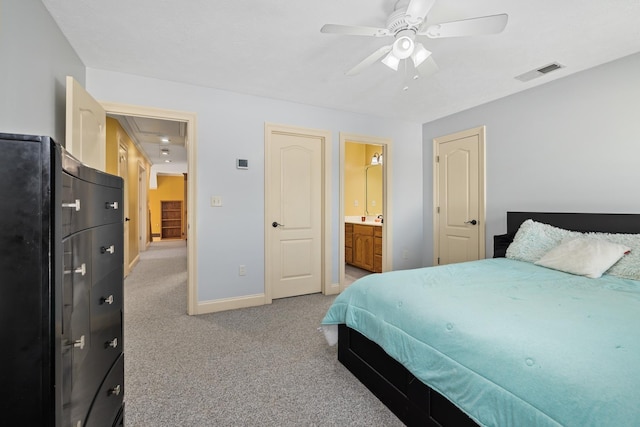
[124,241,403,426]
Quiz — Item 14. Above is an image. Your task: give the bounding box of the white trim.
[128,254,140,273]
[195,294,266,314]
[117,139,130,277]
[137,161,148,252]
[100,101,199,315]
[339,132,393,292]
[264,122,333,303]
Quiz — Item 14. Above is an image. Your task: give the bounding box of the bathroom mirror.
[365,163,382,216]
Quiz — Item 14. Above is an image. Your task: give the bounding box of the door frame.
[101,101,198,315]
[264,122,333,303]
[339,132,393,291]
[433,126,486,265]
[138,161,148,252]
[117,140,130,276]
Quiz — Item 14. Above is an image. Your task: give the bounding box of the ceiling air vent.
[515,62,564,82]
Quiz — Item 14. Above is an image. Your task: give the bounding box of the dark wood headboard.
[506,212,640,235]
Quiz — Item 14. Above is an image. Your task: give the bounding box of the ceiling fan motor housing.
[386,9,416,34]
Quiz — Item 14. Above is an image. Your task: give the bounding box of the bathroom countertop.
[345,216,382,226]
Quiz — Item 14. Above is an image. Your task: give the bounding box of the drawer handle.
[73,335,85,350]
[101,245,115,254]
[109,385,122,396]
[74,263,86,276]
[101,294,114,305]
[62,199,81,211]
[106,338,118,349]
[105,201,119,210]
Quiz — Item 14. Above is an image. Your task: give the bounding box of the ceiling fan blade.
[405,0,436,26]
[321,24,390,37]
[419,13,508,38]
[346,45,393,76]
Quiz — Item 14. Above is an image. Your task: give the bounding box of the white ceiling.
[43,0,640,125]
[108,114,188,168]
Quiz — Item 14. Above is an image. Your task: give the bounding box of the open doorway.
[339,133,392,291]
[101,101,198,315]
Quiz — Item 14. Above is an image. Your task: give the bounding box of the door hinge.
[437,207,440,213]
[436,155,439,163]
[437,257,440,265]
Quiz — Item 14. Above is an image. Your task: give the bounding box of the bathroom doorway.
[339,133,392,290]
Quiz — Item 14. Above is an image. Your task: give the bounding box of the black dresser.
[0,133,125,426]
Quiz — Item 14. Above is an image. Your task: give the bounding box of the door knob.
[272,222,284,228]
[464,219,478,225]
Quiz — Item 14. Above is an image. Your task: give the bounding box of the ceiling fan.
[321,0,508,77]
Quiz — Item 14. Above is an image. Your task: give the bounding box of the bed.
[322,212,640,426]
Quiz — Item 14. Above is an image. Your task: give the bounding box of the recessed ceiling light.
[160,137,170,143]
[164,159,172,163]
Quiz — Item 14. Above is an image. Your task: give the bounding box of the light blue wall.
[422,52,640,264]
[0,0,85,143]
[86,68,424,301]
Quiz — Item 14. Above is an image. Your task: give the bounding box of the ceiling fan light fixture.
[411,43,431,68]
[392,36,415,59]
[381,51,400,71]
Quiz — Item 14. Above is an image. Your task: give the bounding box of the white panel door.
[267,130,322,299]
[435,127,485,265]
[65,76,106,171]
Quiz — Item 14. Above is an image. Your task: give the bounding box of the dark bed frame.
[338,211,640,426]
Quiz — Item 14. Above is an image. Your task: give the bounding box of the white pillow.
[535,237,630,279]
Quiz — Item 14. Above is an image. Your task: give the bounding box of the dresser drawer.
[62,172,123,235]
[85,354,124,427]
[92,223,124,285]
[62,231,92,363]
[92,314,123,381]
[93,269,123,314]
[92,270,124,374]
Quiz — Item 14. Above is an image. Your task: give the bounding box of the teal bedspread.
[322,258,640,427]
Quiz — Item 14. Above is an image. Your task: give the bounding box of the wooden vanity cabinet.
[374,226,382,273]
[345,223,354,264]
[346,223,382,273]
[353,224,375,271]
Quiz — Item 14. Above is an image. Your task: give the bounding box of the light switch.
[211,196,223,207]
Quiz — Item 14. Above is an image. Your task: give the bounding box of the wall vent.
[515,62,564,82]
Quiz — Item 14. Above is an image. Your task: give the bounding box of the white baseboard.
[324,282,340,295]
[195,294,267,314]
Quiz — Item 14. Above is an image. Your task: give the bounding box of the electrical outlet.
[211,196,223,207]
[354,200,359,207]
[239,265,246,276]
